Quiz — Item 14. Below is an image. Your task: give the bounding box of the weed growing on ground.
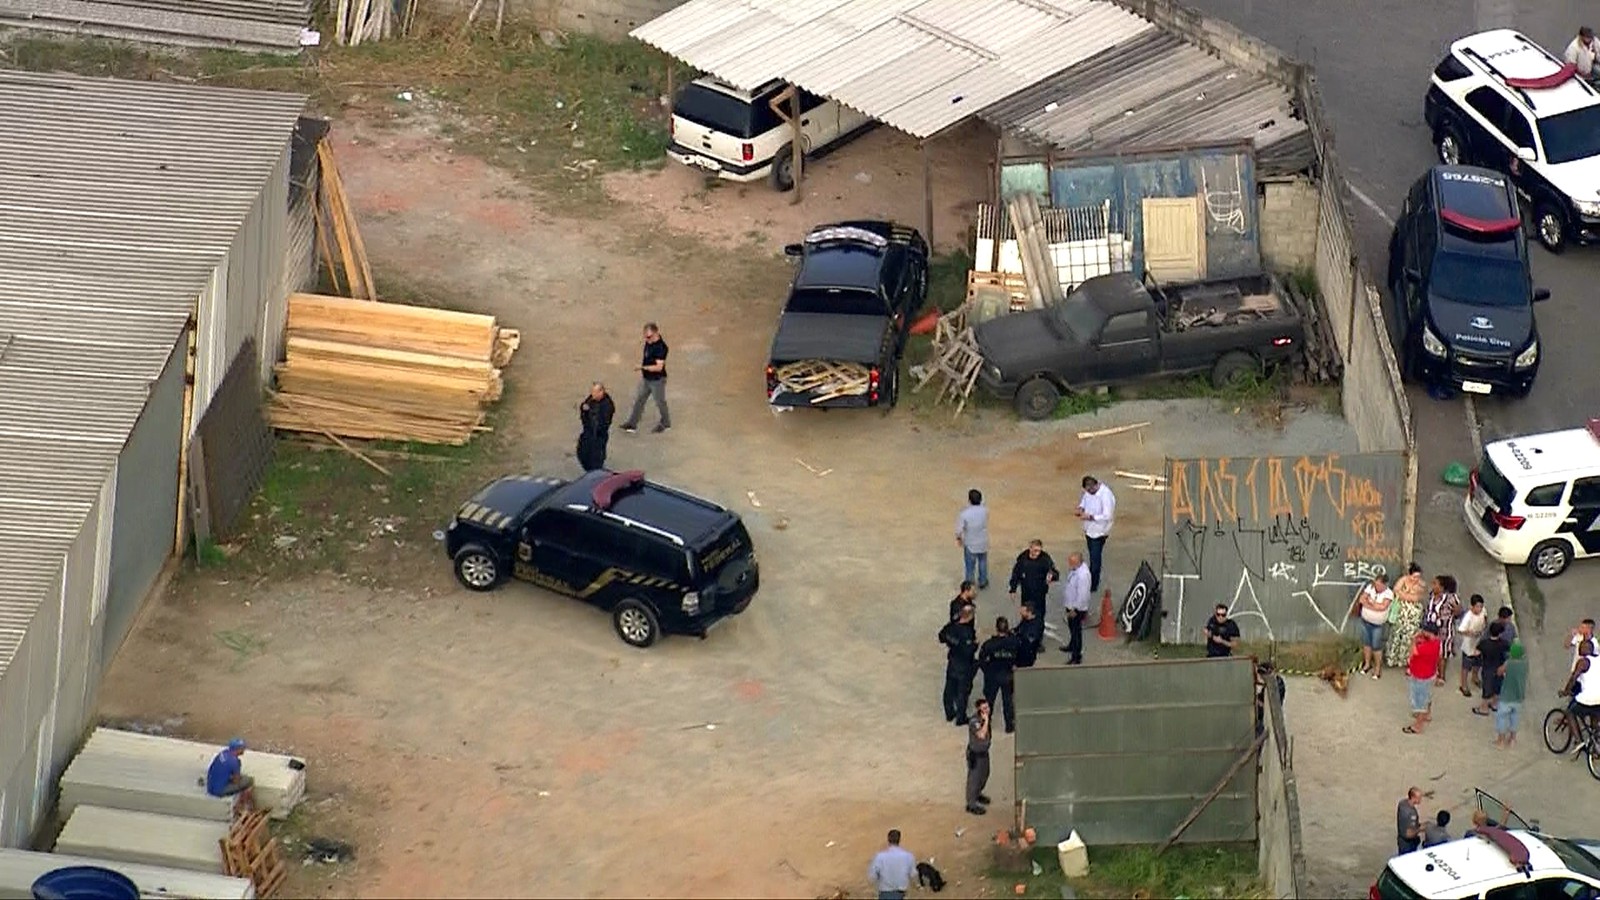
[1154,635,1361,673]
[926,250,974,313]
[995,843,1264,899]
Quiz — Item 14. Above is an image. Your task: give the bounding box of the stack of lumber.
[77,729,305,820]
[0,849,255,900]
[772,360,870,403]
[1004,193,1066,310]
[55,807,228,874]
[331,0,410,45]
[267,292,521,445]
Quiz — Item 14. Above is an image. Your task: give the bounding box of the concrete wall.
[1257,677,1305,899]
[437,0,685,36]
[1259,178,1318,273]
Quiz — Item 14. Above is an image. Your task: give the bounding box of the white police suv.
[1372,827,1600,899]
[1464,419,1600,578]
[1426,29,1600,252]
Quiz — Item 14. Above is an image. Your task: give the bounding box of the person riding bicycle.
[1562,639,1600,739]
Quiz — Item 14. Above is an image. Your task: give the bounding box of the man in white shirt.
[1076,475,1116,593]
[1060,551,1092,664]
[1356,574,1394,678]
[1566,26,1599,82]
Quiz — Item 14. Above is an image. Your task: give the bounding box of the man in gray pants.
[620,322,671,434]
[965,697,992,814]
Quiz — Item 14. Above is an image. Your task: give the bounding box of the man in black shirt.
[1008,540,1058,619]
[1473,621,1509,716]
[620,322,671,434]
[1015,603,1045,668]
[979,617,1021,733]
[1204,604,1241,658]
[938,603,979,725]
[575,382,615,471]
[948,581,978,622]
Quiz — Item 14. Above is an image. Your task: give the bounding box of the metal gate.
[1142,196,1205,283]
[102,333,186,670]
[190,340,273,541]
[1015,657,1258,845]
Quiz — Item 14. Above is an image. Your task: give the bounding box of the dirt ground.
[97,114,1354,899]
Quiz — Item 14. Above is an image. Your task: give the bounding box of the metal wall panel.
[194,341,274,539]
[1161,452,1408,643]
[1015,658,1258,845]
[52,494,101,776]
[102,335,186,669]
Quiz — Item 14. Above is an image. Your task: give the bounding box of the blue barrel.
[30,866,140,900]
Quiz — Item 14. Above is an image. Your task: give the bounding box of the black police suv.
[439,469,758,647]
[765,221,928,409]
[1388,165,1549,398]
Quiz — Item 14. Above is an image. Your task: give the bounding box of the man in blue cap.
[206,738,255,798]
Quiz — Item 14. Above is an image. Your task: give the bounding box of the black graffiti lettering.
[1318,542,1341,561]
[1288,546,1307,563]
[1172,520,1207,577]
[1232,517,1267,581]
[1267,514,1319,547]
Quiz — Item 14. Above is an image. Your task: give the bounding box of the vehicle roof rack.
[805,225,889,250]
[1473,826,1532,875]
[592,470,646,510]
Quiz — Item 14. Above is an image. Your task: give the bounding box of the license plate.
[1462,380,1492,394]
[688,156,720,171]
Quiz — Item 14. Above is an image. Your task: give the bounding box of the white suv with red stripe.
[666,77,874,192]
[1425,29,1600,252]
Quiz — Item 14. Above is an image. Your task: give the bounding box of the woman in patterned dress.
[1386,562,1427,667]
[1422,574,1462,686]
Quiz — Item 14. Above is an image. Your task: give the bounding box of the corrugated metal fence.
[1015,657,1259,846]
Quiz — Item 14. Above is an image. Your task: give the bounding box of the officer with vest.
[979,617,1021,734]
[939,602,979,725]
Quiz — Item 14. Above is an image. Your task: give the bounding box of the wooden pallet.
[913,314,984,418]
[966,270,1029,312]
[772,359,871,403]
[221,809,286,899]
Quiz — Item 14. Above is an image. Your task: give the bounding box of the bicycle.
[1542,697,1600,781]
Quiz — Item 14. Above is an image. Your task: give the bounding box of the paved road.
[1185,0,1600,887]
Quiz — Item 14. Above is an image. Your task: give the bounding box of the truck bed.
[768,312,889,366]
[1157,274,1291,331]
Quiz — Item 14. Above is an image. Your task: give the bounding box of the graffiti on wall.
[1161,452,1407,643]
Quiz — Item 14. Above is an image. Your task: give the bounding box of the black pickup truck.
[765,221,928,410]
[974,271,1305,419]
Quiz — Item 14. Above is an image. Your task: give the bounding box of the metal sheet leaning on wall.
[1162,452,1407,643]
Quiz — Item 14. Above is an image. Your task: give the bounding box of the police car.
[1464,419,1600,578]
[1372,827,1600,899]
[1425,29,1600,253]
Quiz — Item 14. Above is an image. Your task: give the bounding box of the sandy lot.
[97,116,1357,899]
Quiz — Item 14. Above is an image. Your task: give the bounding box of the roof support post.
[767,85,804,205]
[922,137,935,249]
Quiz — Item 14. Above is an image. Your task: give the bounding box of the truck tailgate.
[769,312,889,366]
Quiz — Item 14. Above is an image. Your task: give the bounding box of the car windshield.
[1537,105,1600,165]
[1477,453,1516,508]
[785,287,886,316]
[1545,838,1600,881]
[674,84,760,138]
[1053,291,1105,341]
[1429,252,1526,307]
[1373,866,1426,900]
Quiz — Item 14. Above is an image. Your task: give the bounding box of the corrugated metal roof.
[0,0,312,53]
[0,71,305,677]
[631,0,1155,138]
[977,30,1310,168]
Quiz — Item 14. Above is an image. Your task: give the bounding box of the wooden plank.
[56,806,230,873]
[286,336,497,378]
[0,848,254,900]
[287,292,496,358]
[1156,734,1266,854]
[188,436,213,546]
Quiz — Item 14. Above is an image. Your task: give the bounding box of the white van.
[1464,420,1600,577]
[666,77,874,191]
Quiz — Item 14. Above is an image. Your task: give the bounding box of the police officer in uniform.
[1015,603,1045,668]
[1008,540,1059,620]
[979,617,1021,733]
[948,581,978,622]
[939,602,979,725]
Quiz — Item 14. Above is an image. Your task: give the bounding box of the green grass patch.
[1052,389,1113,419]
[995,843,1263,899]
[1284,267,1318,301]
[1153,634,1360,674]
[3,13,691,205]
[927,250,974,313]
[194,538,230,569]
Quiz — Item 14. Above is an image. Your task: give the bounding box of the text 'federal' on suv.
[1388,164,1549,398]
[439,469,758,647]
[667,76,875,191]
[1426,28,1600,252]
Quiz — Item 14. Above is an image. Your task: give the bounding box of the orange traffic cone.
[1097,589,1118,640]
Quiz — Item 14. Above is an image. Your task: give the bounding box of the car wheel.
[1534,201,1567,254]
[1014,377,1061,421]
[1528,539,1572,578]
[612,598,660,647]
[1436,124,1467,166]
[453,545,501,592]
[769,145,799,192]
[1211,351,1262,390]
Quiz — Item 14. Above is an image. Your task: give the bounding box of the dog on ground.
[916,860,945,892]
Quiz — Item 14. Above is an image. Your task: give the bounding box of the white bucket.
[1056,829,1089,877]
